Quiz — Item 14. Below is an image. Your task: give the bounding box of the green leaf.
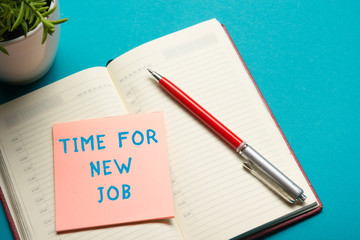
[24,4,31,20]
[37,7,49,13]
[21,21,28,36]
[42,6,56,17]
[29,18,40,31]
[0,45,9,55]
[30,2,46,8]
[51,18,69,25]
[14,2,26,28]
[0,26,7,36]
[41,26,47,43]
[42,18,54,29]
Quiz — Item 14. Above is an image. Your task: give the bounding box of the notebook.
[0,19,322,240]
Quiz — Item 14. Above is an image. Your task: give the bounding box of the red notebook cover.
[0,187,20,240]
[0,23,322,240]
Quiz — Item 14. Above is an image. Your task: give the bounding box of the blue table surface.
[1,1,359,239]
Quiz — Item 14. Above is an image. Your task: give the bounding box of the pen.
[147,68,306,203]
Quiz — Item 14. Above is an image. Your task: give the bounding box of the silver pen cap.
[239,144,306,203]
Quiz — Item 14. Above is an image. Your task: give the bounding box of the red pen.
[147,68,306,203]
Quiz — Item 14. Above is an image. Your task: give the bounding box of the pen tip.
[146,68,162,81]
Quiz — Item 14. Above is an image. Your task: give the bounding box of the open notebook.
[0,19,321,240]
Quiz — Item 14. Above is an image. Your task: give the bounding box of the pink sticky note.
[53,112,174,232]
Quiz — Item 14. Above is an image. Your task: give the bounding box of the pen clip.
[243,161,299,203]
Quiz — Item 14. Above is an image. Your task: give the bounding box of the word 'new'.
[90,158,132,177]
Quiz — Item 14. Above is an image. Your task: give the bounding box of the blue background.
[1,0,359,239]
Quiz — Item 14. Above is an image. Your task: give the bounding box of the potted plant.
[0,0,68,84]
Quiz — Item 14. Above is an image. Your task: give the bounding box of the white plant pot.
[0,0,61,84]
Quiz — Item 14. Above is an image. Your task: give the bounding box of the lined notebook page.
[108,19,318,239]
[0,68,182,240]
